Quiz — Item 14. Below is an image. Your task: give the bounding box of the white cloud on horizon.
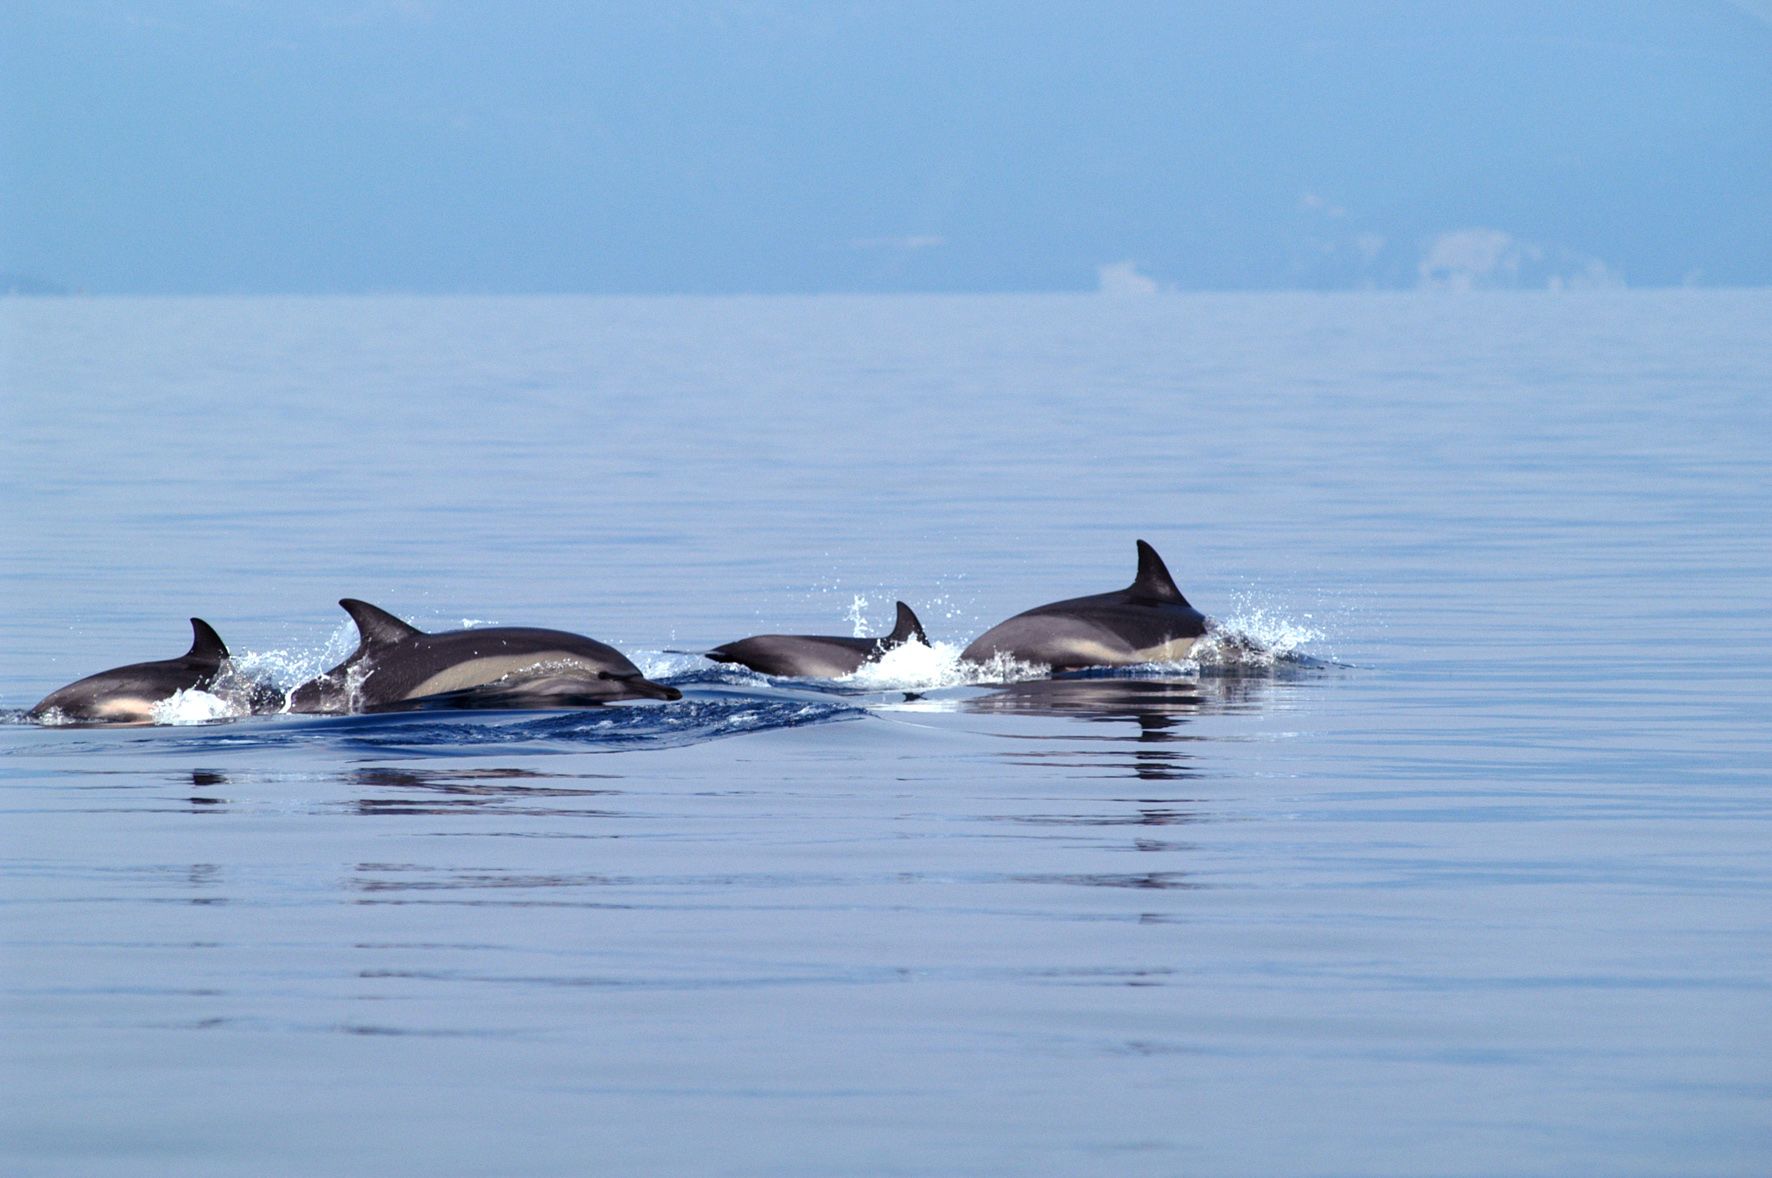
[849,235,946,252]
[1096,260,1162,296]
[1418,228,1621,291]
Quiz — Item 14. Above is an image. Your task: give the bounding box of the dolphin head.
[598,670,684,701]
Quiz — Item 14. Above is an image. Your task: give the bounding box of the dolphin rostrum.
[961,540,1210,671]
[286,599,682,713]
[28,618,234,724]
[703,601,930,678]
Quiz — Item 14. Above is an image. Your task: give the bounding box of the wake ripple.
[327,695,862,754]
[1,690,864,756]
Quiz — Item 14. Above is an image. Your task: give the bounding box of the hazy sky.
[4,1,1769,294]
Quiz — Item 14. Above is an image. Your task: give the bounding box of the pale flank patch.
[94,696,157,723]
[1043,636,1145,668]
[408,654,598,698]
[1129,635,1202,664]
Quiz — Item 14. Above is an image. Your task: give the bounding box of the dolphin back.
[705,634,874,678]
[886,601,930,647]
[1128,539,1190,606]
[29,616,234,723]
[961,540,1207,670]
[707,600,930,678]
[185,617,230,665]
[290,610,680,712]
[339,598,425,657]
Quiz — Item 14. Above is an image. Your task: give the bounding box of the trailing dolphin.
[286,599,681,713]
[703,601,930,678]
[29,618,235,724]
[961,540,1209,671]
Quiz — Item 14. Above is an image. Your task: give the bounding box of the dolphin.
[961,540,1210,671]
[286,599,682,713]
[703,601,930,678]
[28,618,234,724]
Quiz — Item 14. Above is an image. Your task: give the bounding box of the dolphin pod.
[26,540,1213,724]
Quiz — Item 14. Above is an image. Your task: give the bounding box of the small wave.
[365,696,860,752]
[4,692,861,755]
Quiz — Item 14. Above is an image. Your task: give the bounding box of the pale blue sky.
[4,1,1769,293]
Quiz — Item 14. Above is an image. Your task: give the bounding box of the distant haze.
[4,1,1769,294]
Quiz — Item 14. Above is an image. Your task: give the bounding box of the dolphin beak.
[600,672,683,702]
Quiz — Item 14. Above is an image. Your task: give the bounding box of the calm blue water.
[3,292,1769,1176]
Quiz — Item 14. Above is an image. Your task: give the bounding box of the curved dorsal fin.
[1128,539,1190,606]
[185,617,229,664]
[886,601,930,646]
[339,598,424,655]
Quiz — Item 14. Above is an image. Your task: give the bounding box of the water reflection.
[966,676,1205,721]
[962,677,1210,781]
[349,766,622,818]
[187,768,228,809]
[1015,871,1197,890]
[179,764,627,819]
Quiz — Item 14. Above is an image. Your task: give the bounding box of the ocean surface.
[2,291,1769,1176]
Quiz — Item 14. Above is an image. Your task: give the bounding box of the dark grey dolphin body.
[286,599,681,714]
[962,540,1210,671]
[704,601,929,678]
[29,618,233,724]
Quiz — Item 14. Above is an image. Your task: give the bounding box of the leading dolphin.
[703,601,930,678]
[286,599,681,713]
[29,618,234,724]
[961,540,1210,671]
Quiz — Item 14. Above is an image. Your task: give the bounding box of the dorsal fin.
[1128,539,1190,606]
[339,598,424,655]
[886,601,929,646]
[185,617,229,664]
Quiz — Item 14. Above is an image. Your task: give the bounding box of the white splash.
[840,641,1051,691]
[150,688,235,725]
[844,594,873,638]
[223,618,361,694]
[1192,599,1326,669]
[186,619,369,715]
[636,650,720,680]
